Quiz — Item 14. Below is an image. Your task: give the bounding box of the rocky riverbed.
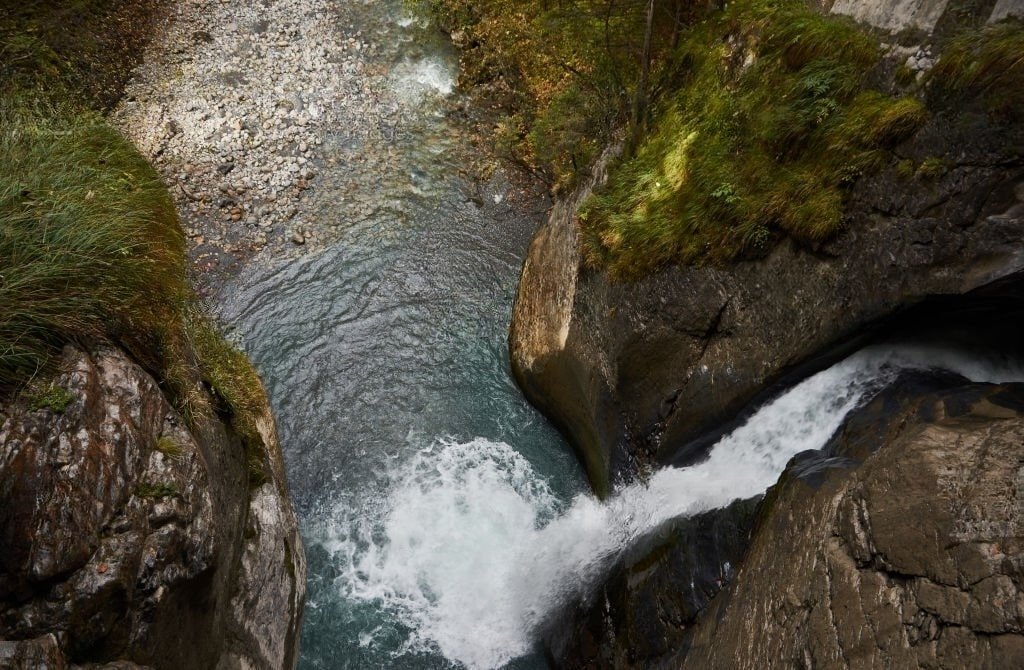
[114,0,463,291]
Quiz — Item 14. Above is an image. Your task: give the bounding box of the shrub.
[426,0,693,189]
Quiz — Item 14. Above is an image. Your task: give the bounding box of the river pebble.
[111,0,398,284]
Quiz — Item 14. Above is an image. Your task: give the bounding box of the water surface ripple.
[214,2,582,667]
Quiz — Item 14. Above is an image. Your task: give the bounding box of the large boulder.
[553,375,1024,668]
[677,380,1024,668]
[0,346,305,669]
[510,101,1024,497]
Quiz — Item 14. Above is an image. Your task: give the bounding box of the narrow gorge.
[1,0,1023,669]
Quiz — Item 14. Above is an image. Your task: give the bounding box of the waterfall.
[318,344,1024,669]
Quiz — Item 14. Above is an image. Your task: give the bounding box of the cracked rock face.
[554,376,1024,668]
[675,381,1024,669]
[510,100,1024,497]
[0,346,305,669]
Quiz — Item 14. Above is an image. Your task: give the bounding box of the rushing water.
[215,2,582,668]
[212,3,1024,670]
[316,344,1024,669]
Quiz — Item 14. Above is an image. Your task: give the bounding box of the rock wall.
[553,374,1024,668]
[676,381,1024,668]
[510,82,1024,497]
[0,346,305,669]
[822,0,1024,33]
[546,497,760,668]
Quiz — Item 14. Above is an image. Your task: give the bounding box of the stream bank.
[115,0,585,667]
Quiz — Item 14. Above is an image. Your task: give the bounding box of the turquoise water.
[214,2,585,667]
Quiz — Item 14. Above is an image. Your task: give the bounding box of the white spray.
[319,344,1024,669]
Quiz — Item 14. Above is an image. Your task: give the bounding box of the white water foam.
[390,57,455,102]
[320,345,1024,669]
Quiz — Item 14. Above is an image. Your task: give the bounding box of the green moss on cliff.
[25,382,76,413]
[579,0,928,276]
[135,481,179,499]
[188,316,270,487]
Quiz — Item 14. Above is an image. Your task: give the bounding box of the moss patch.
[25,383,76,413]
[135,481,179,499]
[578,0,929,277]
[189,316,270,487]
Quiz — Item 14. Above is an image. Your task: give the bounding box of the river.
[210,3,1024,670]
[213,1,584,667]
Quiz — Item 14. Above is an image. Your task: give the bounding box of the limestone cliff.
[0,346,305,669]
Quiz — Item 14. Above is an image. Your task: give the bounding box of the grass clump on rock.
[0,98,186,387]
[928,18,1024,121]
[578,0,928,277]
[1,2,273,485]
[0,98,271,483]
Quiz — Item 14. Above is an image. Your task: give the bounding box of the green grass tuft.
[579,0,929,277]
[25,382,76,413]
[135,481,179,499]
[0,97,186,388]
[155,435,184,460]
[929,19,1024,121]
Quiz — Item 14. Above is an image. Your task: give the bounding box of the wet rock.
[674,381,1024,668]
[548,497,761,668]
[557,377,1024,668]
[0,346,305,668]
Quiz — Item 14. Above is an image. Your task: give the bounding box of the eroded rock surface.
[547,497,760,669]
[511,100,1024,496]
[554,377,1024,668]
[0,346,304,669]
[677,381,1024,668]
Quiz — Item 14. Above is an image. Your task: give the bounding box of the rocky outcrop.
[554,374,1024,668]
[823,0,1024,34]
[546,496,760,668]
[676,380,1024,668]
[510,89,1024,496]
[824,0,1024,34]
[0,346,305,669]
